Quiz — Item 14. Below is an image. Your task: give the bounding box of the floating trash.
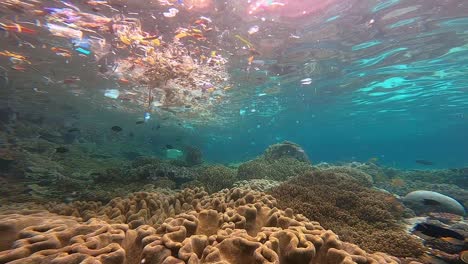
[166,148,183,159]
[163,8,179,17]
[301,78,312,85]
[104,89,120,99]
[75,47,91,55]
[144,112,151,122]
[46,23,83,39]
[248,25,259,35]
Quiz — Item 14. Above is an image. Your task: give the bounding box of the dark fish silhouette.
[414,223,464,240]
[166,144,174,149]
[135,121,144,125]
[67,128,80,133]
[56,147,69,153]
[111,126,122,132]
[415,160,434,165]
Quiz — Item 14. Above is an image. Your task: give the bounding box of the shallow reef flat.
[0,188,405,264]
[0,142,467,263]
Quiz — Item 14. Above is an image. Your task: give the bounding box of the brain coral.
[45,188,278,229]
[0,211,136,264]
[0,190,403,264]
[270,171,426,258]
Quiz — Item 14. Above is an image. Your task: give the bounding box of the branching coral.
[195,165,237,193]
[233,179,282,192]
[270,171,426,258]
[316,165,374,187]
[237,157,313,181]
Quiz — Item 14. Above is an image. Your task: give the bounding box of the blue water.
[0,0,467,169]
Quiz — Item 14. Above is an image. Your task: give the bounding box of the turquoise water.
[0,0,467,169]
[0,1,467,262]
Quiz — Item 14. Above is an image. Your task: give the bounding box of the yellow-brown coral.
[0,188,406,264]
[270,171,426,257]
[390,178,406,188]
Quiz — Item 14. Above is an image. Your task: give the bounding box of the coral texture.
[237,157,313,181]
[316,165,374,187]
[195,165,237,193]
[46,188,277,229]
[263,141,311,163]
[0,188,403,264]
[233,179,282,192]
[0,211,138,264]
[270,171,426,258]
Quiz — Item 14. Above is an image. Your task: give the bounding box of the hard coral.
[141,205,400,264]
[184,146,203,166]
[264,141,311,163]
[0,211,137,264]
[46,188,277,229]
[195,165,237,193]
[1,187,404,264]
[233,179,282,192]
[237,157,313,181]
[317,165,374,187]
[270,171,426,258]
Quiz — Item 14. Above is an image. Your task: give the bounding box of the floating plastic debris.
[239,109,246,116]
[166,149,183,159]
[51,47,73,57]
[301,78,312,85]
[75,47,91,55]
[46,23,83,39]
[163,8,179,17]
[289,34,301,39]
[0,22,36,34]
[144,112,151,122]
[248,25,259,35]
[72,38,91,49]
[104,89,120,99]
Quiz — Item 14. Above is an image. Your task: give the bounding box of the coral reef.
[236,142,313,181]
[194,165,237,193]
[331,162,468,210]
[184,146,203,166]
[237,157,313,181]
[264,141,311,163]
[378,180,468,210]
[0,211,148,264]
[233,179,282,192]
[395,169,468,189]
[315,165,374,187]
[270,171,426,258]
[403,190,466,216]
[45,188,277,229]
[0,188,403,264]
[409,214,468,263]
[93,157,199,191]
